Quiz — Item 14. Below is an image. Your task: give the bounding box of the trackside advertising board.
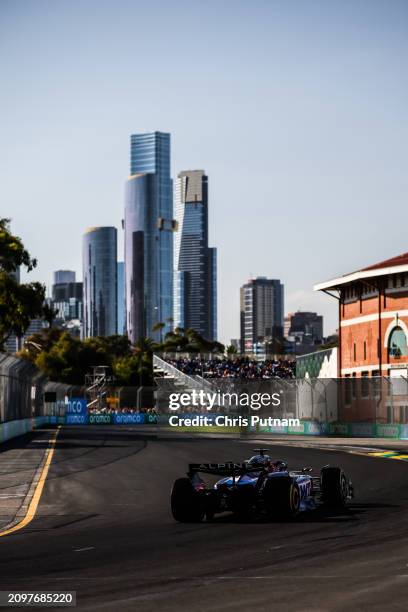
[64,408,158,425]
[65,398,88,424]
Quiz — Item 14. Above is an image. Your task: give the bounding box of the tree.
[159,326,224,355]
[0,219,46,350]
[42,303,59,328]
[0,218,37,273]
[112,337,156,386]
[152,321,166,333]
[226,344,238,356]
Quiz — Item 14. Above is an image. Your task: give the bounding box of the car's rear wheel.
[263,476,300,518]
[171,478,204,523]
[320,467,348,509]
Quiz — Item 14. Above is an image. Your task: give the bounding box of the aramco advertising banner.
[65,398,88,424]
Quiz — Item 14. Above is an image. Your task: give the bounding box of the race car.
[171,449,354,522]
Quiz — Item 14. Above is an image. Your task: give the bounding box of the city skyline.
[3,1,408,344]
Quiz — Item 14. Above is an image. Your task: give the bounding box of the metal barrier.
[0,352,82,424]
[155,375,408,438]
[153,354,213,391]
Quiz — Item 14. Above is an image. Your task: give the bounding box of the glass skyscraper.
[117,261,126,335]
[125,132,173,343]
[174,170,217,340]
[83,226,117,338]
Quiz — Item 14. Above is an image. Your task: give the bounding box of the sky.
[1,0,408,344]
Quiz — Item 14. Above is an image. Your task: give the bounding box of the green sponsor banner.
[375,424,401,438]
[288,423,306,435]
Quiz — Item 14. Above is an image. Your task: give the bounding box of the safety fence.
[155,375,408,438]
[3,350,408,441]
[0,353,85,421]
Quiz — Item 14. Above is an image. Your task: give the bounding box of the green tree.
[226,344,238,356]
[113,337,156,386]
[0,218,37,273]
[0,219,46,350]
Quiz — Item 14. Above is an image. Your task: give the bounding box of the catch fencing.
[0,352,82,424]
[155,375,408,438]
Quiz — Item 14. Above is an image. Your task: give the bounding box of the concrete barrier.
[0,417,49,444]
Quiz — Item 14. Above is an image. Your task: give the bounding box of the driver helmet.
[247,454,271,468]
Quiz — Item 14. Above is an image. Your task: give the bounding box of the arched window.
[388,327,408,357]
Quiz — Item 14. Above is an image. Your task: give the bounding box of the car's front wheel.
[263,476,301,518]
[320,467,349,509]
[171,478,205,523]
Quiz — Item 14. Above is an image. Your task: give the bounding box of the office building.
[83,227,117,337]
[287,311,323,343]
[174,170,217,340]
[240,277,284,354]
[125,131,173,343]
[117,262,126,335]
[53,270,75,285]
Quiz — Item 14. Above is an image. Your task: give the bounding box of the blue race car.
[171,449,354,522]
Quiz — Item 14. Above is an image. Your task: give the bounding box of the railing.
[153,354,213,391]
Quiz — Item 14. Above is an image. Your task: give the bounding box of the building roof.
[314,252,408,292]
[361,252,408,271]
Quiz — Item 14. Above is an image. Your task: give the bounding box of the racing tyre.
[263,476,301,518]
[171,478,204,523]
[320,467,349,509]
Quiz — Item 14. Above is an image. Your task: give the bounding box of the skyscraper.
[240,277,284,354]
[117,261,125,335]
[53,270,75,285]
[125,132,174,343]
[174,170,217,340]
[83,227,117,338]
[51,275,83,328]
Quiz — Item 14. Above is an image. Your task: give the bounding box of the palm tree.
[133,337,156,386]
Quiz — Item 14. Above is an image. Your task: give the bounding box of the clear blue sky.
[2,0,408,344]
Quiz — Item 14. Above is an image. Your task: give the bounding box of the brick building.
[314,253,408,424]
[315,252,408,378]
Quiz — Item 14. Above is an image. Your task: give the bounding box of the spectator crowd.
[165,357,296,379]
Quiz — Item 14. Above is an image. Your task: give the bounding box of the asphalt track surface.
[1,426,408,611]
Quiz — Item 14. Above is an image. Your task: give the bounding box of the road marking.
[74,546,95,552]
[0,427,60,537]
[0,494,25,499]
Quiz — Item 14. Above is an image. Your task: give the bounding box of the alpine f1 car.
[171,449,354,522]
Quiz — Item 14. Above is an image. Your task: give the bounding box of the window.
[388,327,408,358]
[361,371,369,398]
[399,406,408,423]
[364,341,366,360]
[344,375,351,405]
[352,372,357,399]
[353,342,356,361]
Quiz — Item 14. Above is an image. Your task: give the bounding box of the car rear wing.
[188,462,261,477]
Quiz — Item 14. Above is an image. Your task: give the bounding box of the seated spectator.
[164,356,295,379]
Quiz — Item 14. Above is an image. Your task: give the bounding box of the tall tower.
[174,170,217,340]
[83,227,117,338]
[125,132,174,343]
[117,261,126,335]
[240,277,284,354]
